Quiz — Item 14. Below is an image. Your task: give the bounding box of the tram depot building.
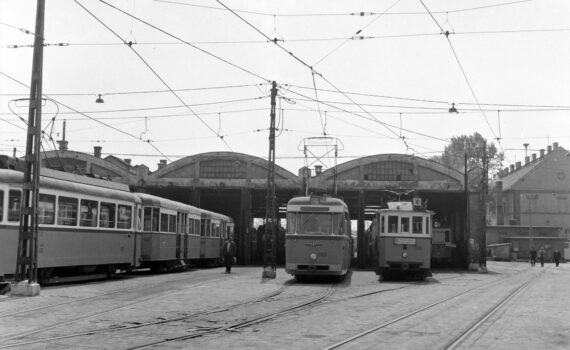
[3,142,569,268]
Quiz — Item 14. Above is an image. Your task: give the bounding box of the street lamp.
[95,94,104,103]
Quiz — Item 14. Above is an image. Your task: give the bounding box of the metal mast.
[262,81,278,279]
[13,0,45,296]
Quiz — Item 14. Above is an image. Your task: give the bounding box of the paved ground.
[0,261,568,349]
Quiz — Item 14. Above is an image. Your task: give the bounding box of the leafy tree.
[430,132,504,175]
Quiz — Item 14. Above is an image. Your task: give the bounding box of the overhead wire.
[98,0,270,83]
[155,0,532,17]
[0,71,172,162]
[75,0,232,153]
[215,0,416,154]
[419,0,499,145]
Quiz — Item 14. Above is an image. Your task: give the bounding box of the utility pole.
[12,0,45,296]
[262,81,278,279]
[479,140,488,272]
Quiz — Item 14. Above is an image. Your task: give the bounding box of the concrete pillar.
[357,190,365,268]
[240,188,252,265]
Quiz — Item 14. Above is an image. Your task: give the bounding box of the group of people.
[529,247,561,267]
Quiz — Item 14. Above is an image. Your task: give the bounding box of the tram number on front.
[394,237,416,245]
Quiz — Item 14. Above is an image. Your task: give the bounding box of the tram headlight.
[402,251,408,259]
[310,253,318,261]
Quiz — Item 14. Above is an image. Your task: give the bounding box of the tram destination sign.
[394,237,416,245]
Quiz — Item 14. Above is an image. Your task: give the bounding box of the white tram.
[285,195,353,279]
[371,201,433,280]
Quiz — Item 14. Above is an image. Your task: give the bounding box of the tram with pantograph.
[370,200,433,280]
[285,195,353,280]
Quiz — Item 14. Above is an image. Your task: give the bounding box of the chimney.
[314,165,323,176]
[532,153,537,161]
[57,119,69,151]
[496,181,504,225]
[94,146,102,158]
[124,158,131,166]
[157,159,167,170]
[553,142,559,150]
[547,145,552,153]
[540,149,545,158]
[503,167,509,175]
[510,164,515,172]
[516,161,521,170]
[525,156,530,165]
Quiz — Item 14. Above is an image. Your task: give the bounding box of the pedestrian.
[553,248,561,267]
[539,247,545,267]
[529,247,537,267]
[223,235,236,274]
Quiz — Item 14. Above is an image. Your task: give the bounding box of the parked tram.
[285,195,353,279]
[371,201,433,280]
[431,227,456,266]
[0,168,233,283]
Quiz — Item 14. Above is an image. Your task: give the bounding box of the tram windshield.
[287,212,343,235]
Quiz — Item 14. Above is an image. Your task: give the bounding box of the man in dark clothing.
[539,248,546,267]
[529,247,537,267]
[553,248,561,267]
[223,235,236,273]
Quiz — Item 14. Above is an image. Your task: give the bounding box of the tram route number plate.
[394,237,416,245]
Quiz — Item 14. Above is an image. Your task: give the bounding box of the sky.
[1,0,569,175]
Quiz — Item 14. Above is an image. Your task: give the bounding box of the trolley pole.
[262,81,278,279]
[12,0,46,296]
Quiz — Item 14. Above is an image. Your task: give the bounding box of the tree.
[430,132,504,175]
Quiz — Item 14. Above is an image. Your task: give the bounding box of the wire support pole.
[262,81,278,278]
[14,0,45,287]
[479,140,488,269]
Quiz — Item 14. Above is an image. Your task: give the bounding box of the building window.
[199,160,246,179]
[364,161,414,181]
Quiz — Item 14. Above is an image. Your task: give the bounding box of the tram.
[371,201,433,280]
[0,168,233,283]
[285,195,353,279]
[431,227,456,266]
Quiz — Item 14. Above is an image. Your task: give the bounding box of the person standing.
[539,247,546,267]
[223,235,236,274]
[529,247,537,267]
[553,248,561,267]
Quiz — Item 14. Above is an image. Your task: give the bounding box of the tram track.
[0,282,291,349]
[0,271,221,318]
[322,267,543,350]
[0,273,230,344]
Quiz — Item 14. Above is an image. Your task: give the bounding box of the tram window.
[0,190,3,221]
[332,213,343,235]
[100,202,116,228]
[160,213,169,232]
[80,199,98,227]
[8,190,21,222]
[387,216,398,233]
[299,213,332,235]
[445,230,450,243]
[195,220,201,236]
[426,217,431,235]
[39,194,55,225]
[412,216,423,234]
[143,207,153,231]
[401,217,410,233]
[213,223,220,237]
[169,214,177,232]
[286,213,297,234]
[57,196,78,226]
[117,205,132,229]
[137,208,142,231]
[380,215,385,233]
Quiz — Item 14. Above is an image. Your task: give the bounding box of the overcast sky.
[1,0,569,174]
